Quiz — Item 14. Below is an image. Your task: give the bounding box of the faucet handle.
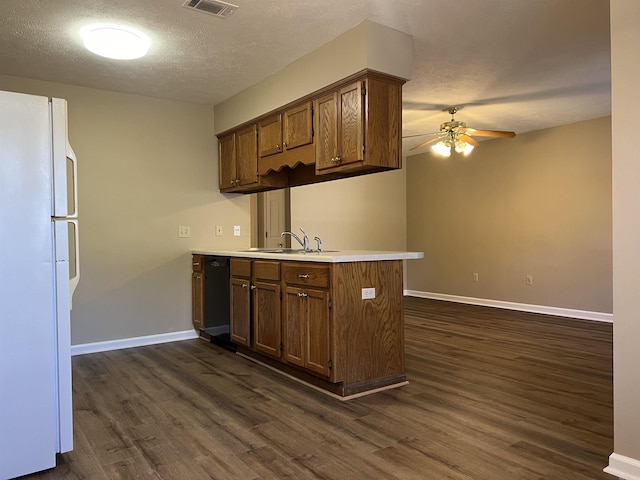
[313,236,322,252]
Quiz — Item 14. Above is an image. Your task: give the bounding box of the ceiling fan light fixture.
[432,140,452,157]
[454,140,475,156]
[81,24,150,60]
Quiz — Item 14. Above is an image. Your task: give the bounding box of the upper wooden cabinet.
[217,70,405,193]
[315,76,402,175]
[219,124,287,193]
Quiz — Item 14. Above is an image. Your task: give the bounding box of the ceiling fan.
[406,107,516,156]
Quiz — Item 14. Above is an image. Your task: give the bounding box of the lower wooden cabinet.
[252,261,281,359]
[226,257,406,397]
[282,286,330,377]
[230,259,251,347]
[191,255,204,330]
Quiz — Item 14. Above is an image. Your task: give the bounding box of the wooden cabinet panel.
[191,255,204,330]
[218,133,236,190]
[253,260,280,281]
[230,258,252,277]
[314,92,338,171]
[305,288,330,377]
[282,286,330,377]
[230,277,251,347]
[253,280,281,358]
[236,124,258,186]
[259,115,282,157]
[338,82,364,166]
[315,82,364,173]
[283,102,313,150]
[192,271,204,330]
[282,286,306,368]
[282,263,329,288]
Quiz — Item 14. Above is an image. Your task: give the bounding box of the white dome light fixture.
[81,24,150,60]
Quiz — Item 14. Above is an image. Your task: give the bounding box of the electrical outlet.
[178,226,190,238]
[233,225,241,237]
[215,225,223,236]
[473,272,479,282]
[526,275,533,285]
[361,287,376,300]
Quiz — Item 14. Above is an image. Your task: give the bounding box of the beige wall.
[406,116,612,314]
[609,0,640,473]
[289,168,407,251]
[0,74,251,345]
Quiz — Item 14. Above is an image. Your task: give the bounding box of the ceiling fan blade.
[402,132,438,139]
[409,136,442,151]
[462,128,516,138]
[458,134,479,147]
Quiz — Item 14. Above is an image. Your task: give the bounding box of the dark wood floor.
[26,297,613,479]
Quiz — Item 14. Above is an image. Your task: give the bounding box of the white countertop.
[191,248,424,263]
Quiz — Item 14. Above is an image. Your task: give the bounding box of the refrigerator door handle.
[67,143,78,220]
[68,218,80,308]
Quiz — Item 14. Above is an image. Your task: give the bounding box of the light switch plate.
[178,226,190,238]
[361,287,376,300]
[233,225,241,237]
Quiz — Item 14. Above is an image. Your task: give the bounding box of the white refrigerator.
[0,90,79,479]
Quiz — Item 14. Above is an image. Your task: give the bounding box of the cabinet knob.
[297,292,308,298]
[241,283,248,288]
[336,155,342,162]
[282,142,287,148]
[250,285,256,290]
[298,274,309,279]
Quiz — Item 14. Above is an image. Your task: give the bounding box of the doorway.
[256,188,291,248]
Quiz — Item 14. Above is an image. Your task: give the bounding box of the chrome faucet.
[281,228,310,251]
[313,236,322,252]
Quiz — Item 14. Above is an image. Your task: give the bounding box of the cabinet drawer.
[231,258,252,277]
[192,254,204,273]
[282,263,330,288]
[253,260,280,281]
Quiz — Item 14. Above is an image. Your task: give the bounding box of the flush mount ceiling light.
[81,24,150,60]
[404,107,516,157]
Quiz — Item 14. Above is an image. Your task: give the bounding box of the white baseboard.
[604,453,640,479]
[404,290,613,323]
[71,329,200,356]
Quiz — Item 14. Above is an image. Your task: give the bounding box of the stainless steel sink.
[238,248,338,254]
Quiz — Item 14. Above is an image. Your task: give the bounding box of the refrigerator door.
[0,91,58,478]
[53,219,77,453]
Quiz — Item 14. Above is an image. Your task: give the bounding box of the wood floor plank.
[24,297,612,479]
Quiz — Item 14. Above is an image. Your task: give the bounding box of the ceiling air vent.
[182,0,238,18]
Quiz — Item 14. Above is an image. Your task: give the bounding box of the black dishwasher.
[203,256,234,351]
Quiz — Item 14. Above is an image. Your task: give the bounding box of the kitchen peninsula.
[191,249,423,399]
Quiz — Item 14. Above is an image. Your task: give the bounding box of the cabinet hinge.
[279,291,282,300]
[362,86,366,96]
[362,144,365,154]
[328,359,333,369]
[279,342,284,351]
[328,299,332,309]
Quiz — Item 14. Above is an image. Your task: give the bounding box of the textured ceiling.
[0,0,611,151]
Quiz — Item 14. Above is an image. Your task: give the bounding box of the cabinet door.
[282,286,305,367]
[218,133,236,190]
[314,92,338,172]
[230,277,251,347]
[192,271,204,330]
[236,124,258,186]
[259,114,282,157]
[283,102,313,151]
[337,81,364,166]
[305,288,331,377]
[253,281,281,358]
